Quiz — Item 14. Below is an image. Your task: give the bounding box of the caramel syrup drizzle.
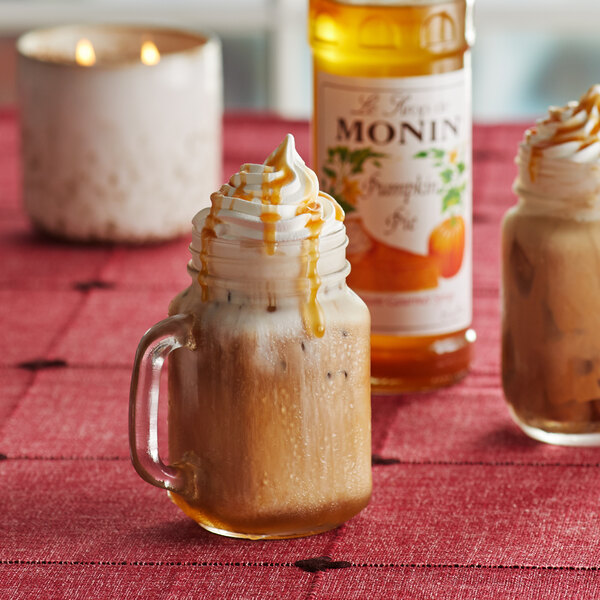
[198,193,221,302]
[527,87,600,182]
[199,140,344,338]
[295,191,344,338]
[263,141,327,338]
[198,167,260,301]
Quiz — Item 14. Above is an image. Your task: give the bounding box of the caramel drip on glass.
[528,144,542,183]
[198,167,257,299]
[260,140,326,337]
[198,136,337,339]
[295,193,330,338]
[260,210,282,256]
[198,194,222,302]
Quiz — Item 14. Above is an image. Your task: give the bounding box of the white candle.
[17,25,222,243]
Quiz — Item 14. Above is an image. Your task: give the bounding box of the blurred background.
[0,0,599,122]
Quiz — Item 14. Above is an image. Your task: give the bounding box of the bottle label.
[315,69,472,336]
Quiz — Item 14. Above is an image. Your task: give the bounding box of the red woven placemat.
[2,111,600,599]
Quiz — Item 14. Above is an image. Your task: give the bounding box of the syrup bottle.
[309,0,475,393]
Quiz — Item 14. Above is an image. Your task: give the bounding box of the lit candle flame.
[75,38,96,67]
[140,41,160,66]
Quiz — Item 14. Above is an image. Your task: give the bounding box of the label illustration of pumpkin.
[428,215,465,278]
[416,147,467,279]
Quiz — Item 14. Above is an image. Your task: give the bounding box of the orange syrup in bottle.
[309,0,475,393]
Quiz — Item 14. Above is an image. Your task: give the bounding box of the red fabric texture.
[2,110,600,599]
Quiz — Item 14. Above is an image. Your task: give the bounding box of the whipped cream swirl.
[189,135,348,338]
[523,84,600,164]
[191,134,343,250]
[515,85,600,218]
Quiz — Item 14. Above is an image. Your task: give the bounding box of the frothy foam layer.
[515,85,600,217]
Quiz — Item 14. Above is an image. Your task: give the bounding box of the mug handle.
[129,313,196,493]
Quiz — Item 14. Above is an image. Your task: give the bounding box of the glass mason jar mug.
[502,156,600,446]
[129,227,372,539]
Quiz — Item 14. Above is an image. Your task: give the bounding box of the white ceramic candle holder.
[17,25,222,243]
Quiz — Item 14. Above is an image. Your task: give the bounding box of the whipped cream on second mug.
[516,85,600,214]
[190,134,346,337]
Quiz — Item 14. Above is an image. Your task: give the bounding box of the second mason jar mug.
[502,86,600,446]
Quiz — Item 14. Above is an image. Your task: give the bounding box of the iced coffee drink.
[130,134,371,539]
[502,85,600,445]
